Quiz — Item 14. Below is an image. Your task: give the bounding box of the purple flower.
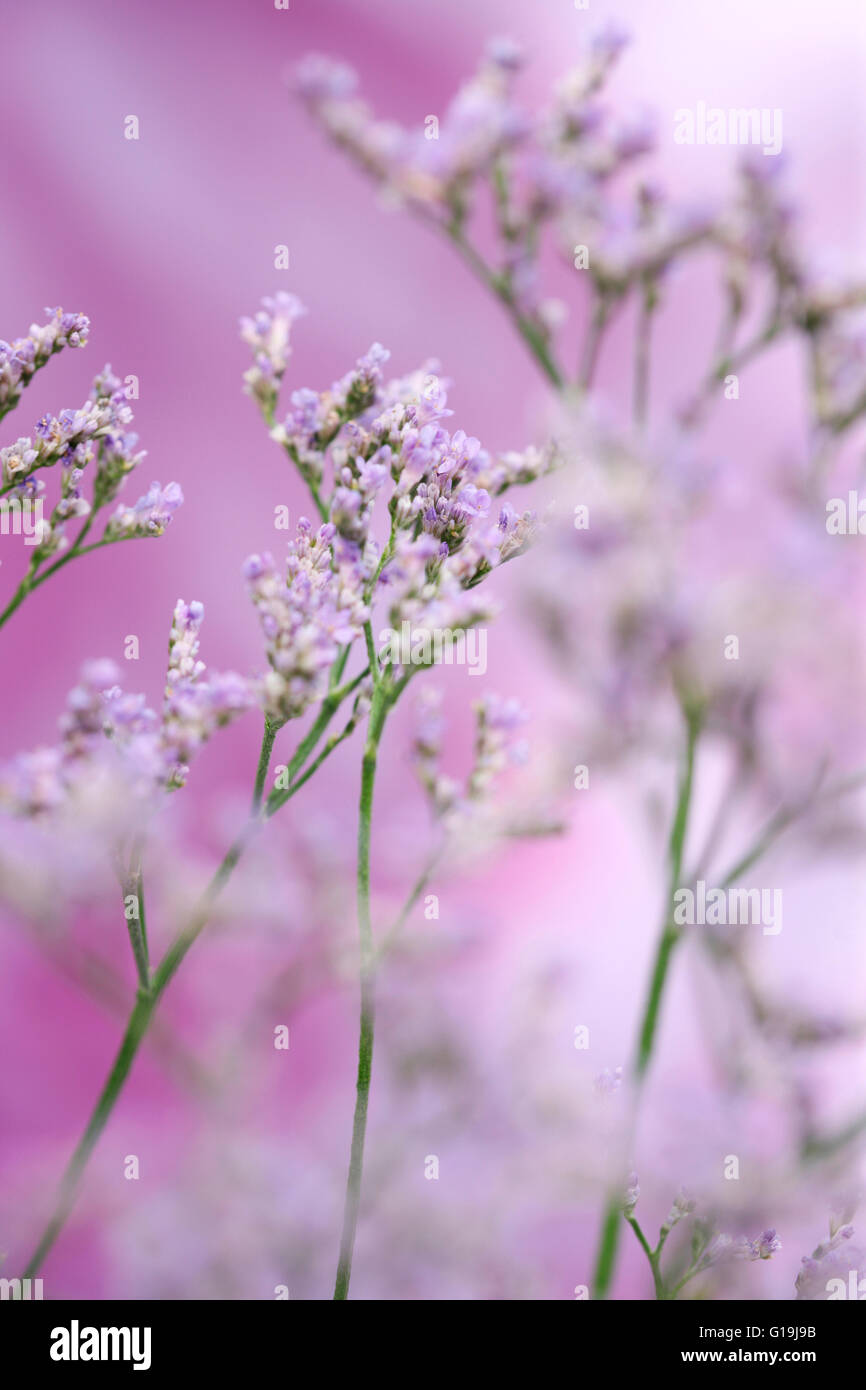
[293,53,358,102]
[0,307,90,416]
[2,604,256,811]
[740,1229,782,1261]
[105,481,183,539]
[245,521,369,723]
[240,292,307,414]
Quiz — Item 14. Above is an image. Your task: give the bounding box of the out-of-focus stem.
[633,282,657,431]
[591,701,701,1300]
[625,1216,666,1299]
[578,295,611,392]
[437,219,565,391]
[122,869,151,993]
[374,845,443,964]
[19,680,363,1280]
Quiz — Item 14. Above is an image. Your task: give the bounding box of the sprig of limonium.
[296,29,866,1302]
[239,290,552,1297]
[622,1180,781,1300]
[0,307,90,422]
[295,34,866,445]
[11,293,550,1288]
[0,313,183,629]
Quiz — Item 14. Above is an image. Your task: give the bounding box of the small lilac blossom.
[0,307,90,418]
[244,520,370,723]
[241,297,555,672]
[467,694,529,798]
[623,1173,640,1216]
[795,1222,862,1301]
[660,1189,696,1234]
[240,292,307,417]
[105,481,184,540]
[412,688,531,826]
[594,1065,624,1094]
[739,1228,782,1261]
[0,605,256,811]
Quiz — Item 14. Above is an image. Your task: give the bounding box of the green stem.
[439,220,565,391]
[122,873,151,993]
[591,702,701,1300]
[20,667,369,1278]
[592,1200,624,1303]
[578,295,611,391]
[20,695,348,1279]
[252,716,280,811]
[374,845,443,964]
[626,1216,666,1299]
[22,986,157,1280]
[633,284,657,431]
[266,664,369,817]
[333,682,389,1299]
[0,532,113,631]
[21,823,251,1280]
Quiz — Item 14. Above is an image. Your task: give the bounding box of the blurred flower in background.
[0,0,863,1301]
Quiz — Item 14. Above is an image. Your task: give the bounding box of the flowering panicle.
[297,34,866,435]
[3,367,139,496]
[412,689,528,822]
[240,291,306,419]
[241,296,552,694]
[293,35,703,346]
[244,522,370,723]
[0,603,256,813]
[795,1217,861,1300]
[104,480,184,541]
[738,1228,782,1262]
[0,307,90,422]
[0,312,184,591]
[659,1189,697,1236]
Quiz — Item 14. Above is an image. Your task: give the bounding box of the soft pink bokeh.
[1,0,864,1299]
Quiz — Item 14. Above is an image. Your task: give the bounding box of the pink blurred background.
[0,0,864,1299]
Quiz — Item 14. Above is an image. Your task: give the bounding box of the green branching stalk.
[122,870,151,994]
[0,529,116,631]
[19,658,364,1280]
[252,716,281,811]
[333,679,390,1300]
[625,1216,666,1299]
[591,699,702,1299]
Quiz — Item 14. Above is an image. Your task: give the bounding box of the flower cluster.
[659,1189,697,1236]
[104,480,185,541]
[297,34,866,422]
[294,34,710,339]
[0,307,90,420]
[0,312,183,576]
[740,1228,782,1262]
[245,523,369,723]
[412,688,528,823]
[795,1214,861,1300]
[240,291,307,419]
[241,294,554,707]
[0,601,256,815]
